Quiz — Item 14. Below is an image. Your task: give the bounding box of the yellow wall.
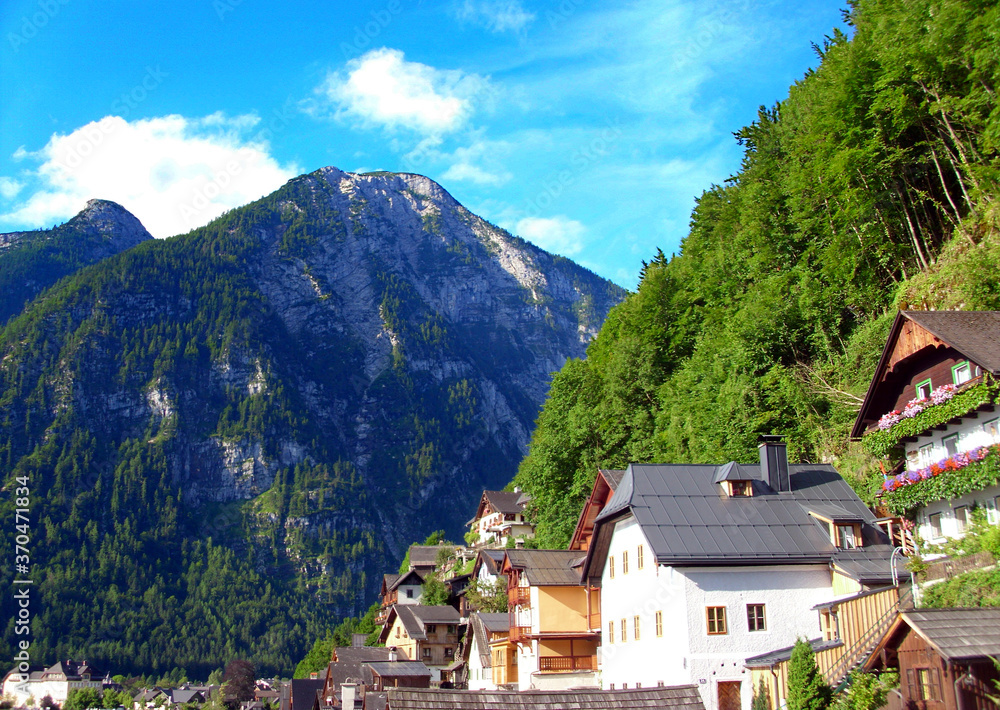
[387,617,417,660]
[831,569,862,597]
[536,586,588,632]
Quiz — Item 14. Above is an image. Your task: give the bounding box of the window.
[422,647,431,659]
[919,443,934,467]
[953,361,972,385]
[634,615,641,641]
[706,606,727,635]
[608,621,614,644]
[427,624,436,633]
[655,611,663,637]
[609,556,615,579]
[916,379,932,399]
[637,545,644,569]
[621,618,627,643]
[984,418,1000,442]
[444,648,454,659]
[729,480,751,497]
[906,449,920,469]
[622,551,629,574]
[955,506,970,534]
[395,626,400,638]
[747,604,766,632]
[447,624,456,633]
[943,433,959,457]
[820,610,836,641]
[406,588,414,599]
[907,668,942,702]
[837,525,857,549]
[928,512,943,538]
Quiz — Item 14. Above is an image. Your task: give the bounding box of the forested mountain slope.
[515,0,1000,547]
[0,199,152,324]
[0,168,624,675]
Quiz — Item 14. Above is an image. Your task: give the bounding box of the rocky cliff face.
[0,168,623,674]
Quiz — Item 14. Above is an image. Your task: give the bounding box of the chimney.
[340,683,357,710]
[514,538,524,549]
[388,647,397,663]
[758,435,790,492]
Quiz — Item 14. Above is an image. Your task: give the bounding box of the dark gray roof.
[904,311,1000,374]
[385,685,706,709]
[408,545,451,568]
[382,574,400,591]
[745,638,843,667]
[288,679,324,710]
[832,548,895,584]
[475,549,506,576]
[171,690,206,704]
[589,463,891,571]
[504,549,585,586]
[388,570,423,591]
[468,613,509,668]
[484,490,525,514]
[601,469,626,491]
[712,462,757,483]
[803,502,864,524]
[902,608,1000,660]
[333,647,393,664]
[366,661,431,678]
[394,605,461,640]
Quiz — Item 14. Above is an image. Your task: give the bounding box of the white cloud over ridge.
[316,48,490,136]
[1,114,298,238]
[514,215,586,256]
[456,0,535,33]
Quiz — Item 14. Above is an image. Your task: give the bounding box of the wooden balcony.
[509,586,531,607]
[509,625,531,643]
[539,656,597,672]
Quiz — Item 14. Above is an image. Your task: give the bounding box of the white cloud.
[441,162,507,186]
[0,178,23,199]
[315,48,490,136]
[514,216,586,256]
[456,0,535,32]
[0,114,299,238]
[437,138,512,186]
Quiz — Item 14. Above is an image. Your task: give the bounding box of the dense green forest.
[515,0,1000,547]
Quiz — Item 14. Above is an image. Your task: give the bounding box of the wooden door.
[718,681,742,710]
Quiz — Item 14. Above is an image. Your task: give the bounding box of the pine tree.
[752,678,772,710]
[787,639,833,710]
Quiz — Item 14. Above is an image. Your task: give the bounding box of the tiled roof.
[903,608,1000,659]
[332,648,393,664]
[468,613,509,668]
[475,549,506,576]
[366,661,432,678]
[903,310,1000,374]
[745,638,843,667]
[601,469,626,491]
[394,605,461,640]
[589,463,892,569]
[483,490,526,515]
[388,570,423,591]
[385,685,706,709]
[408,545,451,568]
[504,549,585,586]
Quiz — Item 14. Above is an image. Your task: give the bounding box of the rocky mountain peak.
[69,198,153,249]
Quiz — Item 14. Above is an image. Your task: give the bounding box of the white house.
[851,311,1000,548]
[466,490,534,548]
[580,438,895,710]
[3,661,104,706]
[464,612,509,690]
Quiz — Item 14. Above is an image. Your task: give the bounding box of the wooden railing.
[539,656,597,672]
[814,585,908,688]
[923,551,995,582]
[509,625,531,643]
[509,586,531,607]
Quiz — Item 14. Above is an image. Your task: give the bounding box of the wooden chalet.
[466,489,534,548]
[569,469,624,552]
[864,608,1000,710]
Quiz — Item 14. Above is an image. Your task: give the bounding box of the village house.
[461,612,510,691]
[863,608,1000,710]
[377,571,424,624]
[851,311,1000,548]
[2,660,105,707]
[376,605,461,682]
[466,489,534,548]
[503,549,601,691]
[579,437,896,710]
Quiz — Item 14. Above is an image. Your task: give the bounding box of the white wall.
[598,516,834,710]
[397,583,422,605]
[466,632,495,691]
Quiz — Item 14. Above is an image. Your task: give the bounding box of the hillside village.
[5,309,1000,709]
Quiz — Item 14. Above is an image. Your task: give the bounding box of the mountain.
[0,199,152,324]
[513,0,1000,547]
[0,168,624,676]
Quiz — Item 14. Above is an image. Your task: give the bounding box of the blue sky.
[0,0,846,288]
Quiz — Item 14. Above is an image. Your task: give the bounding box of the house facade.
[463,612,509,691]
[580,438,895,710]
[851,311,1000,548]
[376,606,461,682]
[2,661,104,706]
[466,490,534,548]
[503,549,600,691]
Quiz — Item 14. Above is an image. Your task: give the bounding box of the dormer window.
[836,525,857,549]
[728,480,752,497]
[808,505,864,549]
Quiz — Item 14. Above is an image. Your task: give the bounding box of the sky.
[0,0,847,289]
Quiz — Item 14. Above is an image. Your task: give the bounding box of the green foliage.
[833,671,898,710]
[293,603,382,679]
[862,380,1000,458]
[752,679,771,710]
[515,0,1000,546]
[421,574,450,606]
[63,689,102,710]
[465,577,508,613]
[921,567,1000,607]
[787,639,833,710]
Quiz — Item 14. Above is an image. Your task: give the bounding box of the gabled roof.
[380,605,462,643]
[331,647,393,664]
[388,570,423,591]
[901,608,1000,660]
[384,685,706,709]
[504,549,585,586]
[851,310,1000,438]
[583,462,892,578]
[569,469,627,552]
[365,661,431,679]
[472,549,506,577]
[712,462,757,483]
[288,679,324,710]
[407,545,451,569]
[468,612,510,668]
[467,490,528,525]
[381,574,400,594]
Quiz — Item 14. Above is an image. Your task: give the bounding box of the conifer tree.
[787,639,832,710]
